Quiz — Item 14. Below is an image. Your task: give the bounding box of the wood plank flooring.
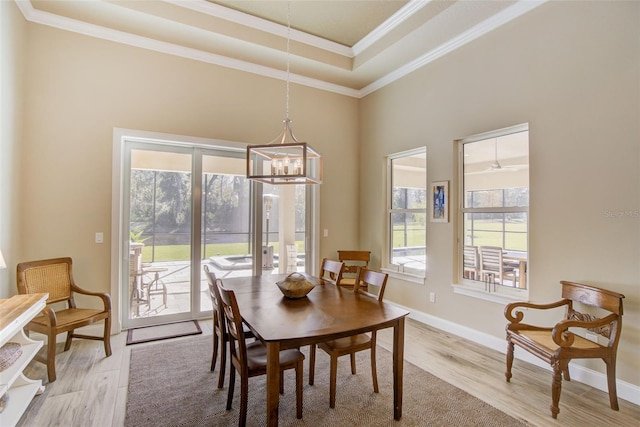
[17,318,640,426]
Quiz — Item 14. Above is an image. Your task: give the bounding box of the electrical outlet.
[429,292,436,303]
[323,229,328,237]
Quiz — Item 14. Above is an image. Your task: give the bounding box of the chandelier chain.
[285,1,291,120]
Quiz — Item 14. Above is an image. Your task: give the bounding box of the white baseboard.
[389,301,640,406]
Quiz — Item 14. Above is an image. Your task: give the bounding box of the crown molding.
[166,0,355,58]
[14,0,360,98]
[15,0,547,99]
[359,0,548,97]
[352,0,430,56]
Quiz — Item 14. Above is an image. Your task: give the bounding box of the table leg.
[393,317,405,420]
[266,341,280,427]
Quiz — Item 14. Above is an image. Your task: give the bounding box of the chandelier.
[246,2,322,185]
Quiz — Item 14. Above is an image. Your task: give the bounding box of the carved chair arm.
[504,299,570,323]
[551,313,618,348]
[71,283,112,311]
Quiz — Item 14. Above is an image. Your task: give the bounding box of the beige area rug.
[126,320,202,345]
[125,335,528,426]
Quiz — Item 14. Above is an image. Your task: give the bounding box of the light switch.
[95,232,104,244]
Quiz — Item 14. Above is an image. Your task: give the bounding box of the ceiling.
[18,1,546,98]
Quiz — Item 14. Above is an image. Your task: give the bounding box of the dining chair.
[505,281,625,419]
[16,257,112,382]
[479,246,517,287]
[337,250,371,289]
[319,258,344,286]
[463,245,479,280]
[309,268,389,408]
[216,280,305,425]
[203,265,254,389]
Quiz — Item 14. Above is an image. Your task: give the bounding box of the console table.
[0,293,48,427]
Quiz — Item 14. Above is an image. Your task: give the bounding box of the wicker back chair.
[17,257,112,382]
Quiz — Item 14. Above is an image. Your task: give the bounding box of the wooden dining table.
[223,273,410,426]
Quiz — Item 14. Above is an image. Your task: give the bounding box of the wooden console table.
[0,293,48,427]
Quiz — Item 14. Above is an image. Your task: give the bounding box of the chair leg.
[329,354,338,409]
[46,331,57,382]
[240,373,249,427]
[505,341,514,382]
[371,345,379,393]
[226,367,235,410]
[279,370,284,394]
[309,344,316,385]
[103,318,112,357]
[211,328,218,372]
[218,336,227,389]
[64,330,73,351]
[350,353,357,375]
[296,360,303,419]
[605,357,620,410]
[551,363,563,419]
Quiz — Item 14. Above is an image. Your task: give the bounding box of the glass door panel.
[125,147,193,328]
[199,154,253,312]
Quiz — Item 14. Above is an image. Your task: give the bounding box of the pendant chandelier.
[246,2,322,185]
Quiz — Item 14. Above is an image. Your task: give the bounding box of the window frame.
[383,147,427,283]
[453,124,530,302]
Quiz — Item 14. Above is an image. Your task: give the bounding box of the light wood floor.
[17,318,640,426]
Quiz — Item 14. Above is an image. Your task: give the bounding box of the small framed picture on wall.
[431,180,449,223]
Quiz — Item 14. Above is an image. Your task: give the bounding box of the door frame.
[111,128,320,333]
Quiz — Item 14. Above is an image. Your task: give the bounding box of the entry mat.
[126,320,202,345]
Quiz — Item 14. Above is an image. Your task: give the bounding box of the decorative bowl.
[276,272,316,298]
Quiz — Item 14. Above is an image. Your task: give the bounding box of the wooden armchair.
[337,250,370,289]
[504,281,624,419]
[17,257,112,382]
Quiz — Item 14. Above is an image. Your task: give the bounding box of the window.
[457,124,529,298]
[387,149,427,278]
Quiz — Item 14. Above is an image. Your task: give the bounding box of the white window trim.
[454,123,530,301]
[385,147,427,282]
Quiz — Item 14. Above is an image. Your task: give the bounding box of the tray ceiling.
[18,0,546,97]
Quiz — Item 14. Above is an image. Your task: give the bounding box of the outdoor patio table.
[223,273,409,426]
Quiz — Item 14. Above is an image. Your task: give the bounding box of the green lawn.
[141,241,305,262]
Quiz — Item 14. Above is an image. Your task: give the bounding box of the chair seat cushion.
[245,341,304,370]
[323,333,371,351]
[512,330,602,354]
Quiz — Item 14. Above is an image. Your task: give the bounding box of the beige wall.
[2,12,359,300]
[360,1,639,387]
[0,1,28,299]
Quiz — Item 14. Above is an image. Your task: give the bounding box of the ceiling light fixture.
[246,2,322,185]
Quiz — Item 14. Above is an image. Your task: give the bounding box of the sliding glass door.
[120,136,316,329]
